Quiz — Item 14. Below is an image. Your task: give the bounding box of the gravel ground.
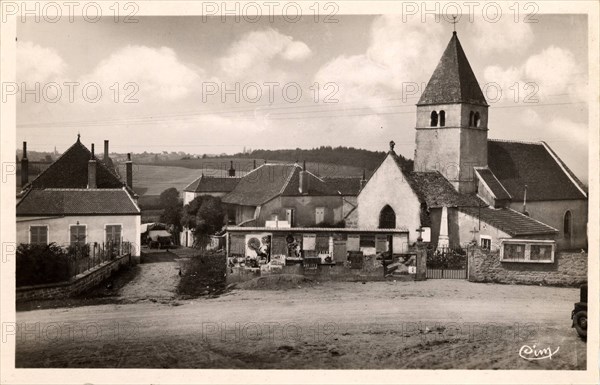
[14,280,586,369]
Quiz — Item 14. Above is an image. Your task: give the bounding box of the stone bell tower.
[414,31,489,194]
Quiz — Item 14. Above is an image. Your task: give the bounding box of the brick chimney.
[88,143,97,189]
[126,153,133,189]
[103,140,109,163]
[21,141,29,187]
[299,160,310,194]
[228,160,235,177]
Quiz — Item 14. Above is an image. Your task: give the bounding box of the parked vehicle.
[571,284,587,339]
[141,223,174,249]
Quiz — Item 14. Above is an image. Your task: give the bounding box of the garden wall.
[16,253,132,302]
[468,247,587,287]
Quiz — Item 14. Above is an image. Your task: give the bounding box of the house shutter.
[70,225,86,245]
[106,225,122,245]
[30,226,48,245]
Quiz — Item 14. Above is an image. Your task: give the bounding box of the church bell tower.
[414,31,489,194]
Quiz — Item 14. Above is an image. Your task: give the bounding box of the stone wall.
[468,247,587,287]
[16,253,132,301]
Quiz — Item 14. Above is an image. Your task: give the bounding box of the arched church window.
[430,111,438,127]
[379,205,396,229]
[564,210,572,239]
[469,111,474,126]
[439,110,445,127]
[474,112,481,127]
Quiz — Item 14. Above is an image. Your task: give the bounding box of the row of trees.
[158,187,225,248]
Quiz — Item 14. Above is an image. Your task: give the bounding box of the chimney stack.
[126,153,133,189]
[88,143,97,188]
[104,140,109,163]
[228,160,235,177]
[360,169,367,190]
[299,160,310,194]
[21,141,29,187]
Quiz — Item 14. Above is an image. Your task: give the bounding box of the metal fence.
[67,241,132,278]
[426,246,468,279]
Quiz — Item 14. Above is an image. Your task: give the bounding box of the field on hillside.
[138,158,366,178]
[117,164,204,196]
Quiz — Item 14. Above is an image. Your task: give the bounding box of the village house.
[357,31,587,255]
[16,136,142,260]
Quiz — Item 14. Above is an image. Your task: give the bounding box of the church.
[357,31,588,253]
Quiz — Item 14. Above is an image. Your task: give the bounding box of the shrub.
[177,251,227,297]
[16,243,71,286]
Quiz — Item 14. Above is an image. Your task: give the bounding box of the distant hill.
[220,146,413,173]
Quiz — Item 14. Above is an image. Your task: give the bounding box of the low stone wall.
[16,253,132,302]
[468,247,587,287]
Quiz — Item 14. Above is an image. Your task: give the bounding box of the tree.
[181,195,225,249]
[159,188,183,244]
[159,187,180,209]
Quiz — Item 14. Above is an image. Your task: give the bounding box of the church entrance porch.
[426,246,468,279]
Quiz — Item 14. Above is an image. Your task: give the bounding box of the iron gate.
[426,246,468,279]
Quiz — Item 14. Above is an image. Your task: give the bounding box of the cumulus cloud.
[219,28,311,80]
[483,46,585,103]
[472,18,534,54]
[315,15,445,107]
[84,45,202,101]
[17,41,66,83]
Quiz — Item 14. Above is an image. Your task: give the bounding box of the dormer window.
[474,112,481,127]
[430,111,438,127]
[439,110,445,127]
[469,111,474,127]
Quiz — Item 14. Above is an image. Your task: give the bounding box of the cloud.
[84,45,202,101]
[472,18,534,54]
[17,41,66,83]
[219,28,311,80]
[315,15,445,107]
[483,46,585,103]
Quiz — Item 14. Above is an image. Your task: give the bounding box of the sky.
[16,14,589,180]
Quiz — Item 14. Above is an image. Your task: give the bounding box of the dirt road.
[14,280,586,369]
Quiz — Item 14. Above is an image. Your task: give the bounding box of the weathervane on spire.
[451,15,458,33]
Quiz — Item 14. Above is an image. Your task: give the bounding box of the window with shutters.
[70,225,87,245]
[105,224,122,246]
[30,225,48,245]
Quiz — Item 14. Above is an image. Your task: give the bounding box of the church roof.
[27,138,126,190]
[459,207,558,237]
[388,152,483,209]
[417,32,488,106]
[474,167,512,201]
[183,175,241,193]
[487,140,587,201]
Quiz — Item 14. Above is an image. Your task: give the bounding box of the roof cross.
[451,15,458,32]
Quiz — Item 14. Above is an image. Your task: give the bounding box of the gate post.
[414,241,427,281]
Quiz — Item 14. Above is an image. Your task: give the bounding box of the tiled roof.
[418,32,488,106]
[323,177,363,196]
[183,175,241,193]
[405,171,483,209]
[487,140,587,201]
[474,167,511,200]
[222,164,298,206]
[459,207,558,237]
[222,164,343,206]
[16,188,140,216]
[28,139,125,190]
[282,170,340,196]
